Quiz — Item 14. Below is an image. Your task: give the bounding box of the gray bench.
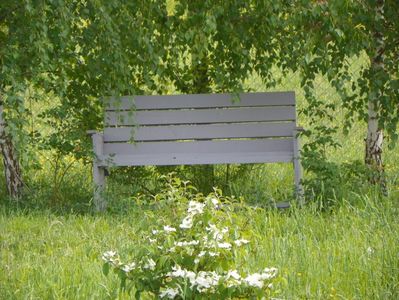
[88,92,303,211]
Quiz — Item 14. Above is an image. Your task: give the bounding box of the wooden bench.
[88,92,303,211]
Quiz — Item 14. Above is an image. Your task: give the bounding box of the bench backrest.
[101,92,297,166]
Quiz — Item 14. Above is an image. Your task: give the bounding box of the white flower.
[167,265,186,278]
[367,246,374,255]
[206,224,226,240]
[226,270,241,281]
[179,216,193,229]
[244,268,278,288]
[166,267,223,293]
[122,262,136,273]
[166,266,196,283]
[234,239,250,246]
[262,267,278,279]
[143,258,156,270]
[102,250,121,266]
[244,273,264,288]
[209,197,220,209]
[191,271,220,293]
[187,201,205,216]
[225,270,242,287]
[185,270,196,282]
[206,224,217,232]
[152,229,159,235]
[198,250,219,257]
[159,288,179,299]
[164,225,177,233]
[175,240,199,247]
[217,242,232,250]
[102,250,117,262]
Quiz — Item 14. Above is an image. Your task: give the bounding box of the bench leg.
[89,132,106,211]
[293,135,304,206]
[93,163,106,211]
[293,159,304,205]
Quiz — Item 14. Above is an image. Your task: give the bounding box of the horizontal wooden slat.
[105,92,295,110]
[103,139,293,156]
[105,106,296,126]
[98,152,294,166]
[103,122,295,142]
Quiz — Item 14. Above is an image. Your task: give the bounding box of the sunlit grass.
[1,192,398,299]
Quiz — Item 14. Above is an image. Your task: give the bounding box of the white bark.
[0,104,24,198]
[364,0,387,192]
[365,101,383,170]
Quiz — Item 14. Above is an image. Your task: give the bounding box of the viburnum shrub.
[102,175,279,299]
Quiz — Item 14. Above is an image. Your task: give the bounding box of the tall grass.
[1,191,398,299]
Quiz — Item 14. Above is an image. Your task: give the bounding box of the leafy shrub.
[102,175,279,299]
[302,152,372,206]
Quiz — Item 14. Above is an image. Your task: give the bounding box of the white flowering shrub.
[102,175,279,299]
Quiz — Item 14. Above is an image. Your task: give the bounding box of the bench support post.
[90,132,106,211]
[293,128,304,206]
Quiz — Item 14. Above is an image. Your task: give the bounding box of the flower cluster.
[162,265,277,296]
[102,251,120,266]
[178,200,205,229]
[102,178,278,299]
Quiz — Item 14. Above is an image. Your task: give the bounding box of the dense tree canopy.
[0,0,398,197]
[285,0,398,139]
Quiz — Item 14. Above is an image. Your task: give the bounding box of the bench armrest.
[295,126,305,132]
[87,130,100,136]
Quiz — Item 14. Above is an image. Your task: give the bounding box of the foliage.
[302,158,373,207]
[1,0,398,200]
[283,0,399,144]
[0,0,168,161]
[102,175,278,299]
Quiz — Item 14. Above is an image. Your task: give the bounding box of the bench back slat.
[100,139,293,166]
[103,122,295,142]
[105,92,295,110]
[105,106,295,126]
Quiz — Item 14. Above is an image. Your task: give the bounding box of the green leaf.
[102,263,110,276]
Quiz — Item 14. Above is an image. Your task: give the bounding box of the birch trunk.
[365,101,384,180]
[365,0,386,192]
[0,104,24,198]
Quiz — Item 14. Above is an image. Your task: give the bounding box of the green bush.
[102,175,279,299]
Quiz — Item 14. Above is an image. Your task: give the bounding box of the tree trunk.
[365,0,387,193]
[365,101,384,181]
[191,58,216,193]
[0,104,24,199]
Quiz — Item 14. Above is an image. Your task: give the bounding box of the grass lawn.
[1,191,398,299]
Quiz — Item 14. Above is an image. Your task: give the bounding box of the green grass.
[1,192,398,299]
